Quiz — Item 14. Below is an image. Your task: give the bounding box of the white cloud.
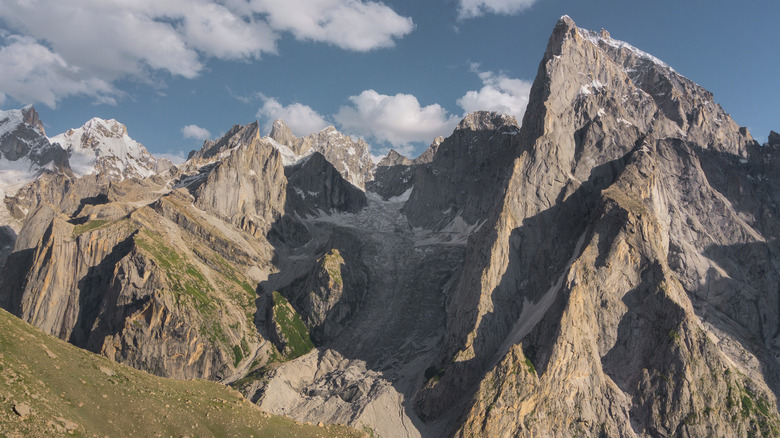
[458,64,532,123]
[335,90,460,149]
[256,96,330,137]
[458,0,538,19]
[0,0,412,107]
[181,124,212,141]
[0,35,119,108]
[155,151,188,165]
[250,0,414,51]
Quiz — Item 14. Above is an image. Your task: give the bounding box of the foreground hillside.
[0,308,361,437]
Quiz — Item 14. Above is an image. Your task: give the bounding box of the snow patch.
[579,27,673,71]
[0,156,41,230]
[495,231,588,362]
[264,137,313,166]
[578,80,604,97]
[0,108,26,139]
[387,188,412,203]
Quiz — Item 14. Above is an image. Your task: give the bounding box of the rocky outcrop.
[280,232,369,345]
[401,111,519,230]
[284,152,367,217]
[768,130,780,147]
[0,105,69,170]
[188,126,287,238]
[0,200,267,381]
[269,120,375,189]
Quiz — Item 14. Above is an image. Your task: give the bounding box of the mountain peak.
[20,105,45,136]
[50,117,161,179]
[269,119,296,147]
[81,117,128,139]
[457,111,519,132]
[377,149,411,167]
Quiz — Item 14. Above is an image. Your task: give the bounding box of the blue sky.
[0,0,777,161]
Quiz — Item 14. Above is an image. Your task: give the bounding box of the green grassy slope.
[0,308,360,438]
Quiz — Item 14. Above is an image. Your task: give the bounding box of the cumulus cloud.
[0,35,119,108]
[458,64,532,123]
[256,96,330,137]
[0,0,413,107]
[155,151,188,165]
[181,124,212,141]
[335,90,460,150]
[458,0,538,19]
[252,0,414,51]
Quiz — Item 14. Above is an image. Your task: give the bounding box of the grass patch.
[602,186,647,216]
[0,308,360,437]
[272,292,314,360]
[320,249,344,287]
[212,254,257,297]
[424,366,445,384]
[524,357,536,375]
[72,219,111,236]
[134,229,215,313]
[232,345,244,368]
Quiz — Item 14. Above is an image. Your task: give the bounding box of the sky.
[0,0,777,162]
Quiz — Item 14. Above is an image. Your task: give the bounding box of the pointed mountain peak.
[81,117,128,139]
[269,119,296,147]
[318,125,340,137]
[769,130,780,146]
[457,111,519,132]
[556,14,576,29]
[377,149,411,167]
[20,105,45,135]
[1,105,45,138]
[545,15,579,58]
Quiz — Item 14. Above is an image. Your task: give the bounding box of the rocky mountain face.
[411,16,780,437]
[0,106,71,234]
[2,15,780,438]
[50,117,173,180]
[0,105,69,170]
[269,119,375,189]
[0,118,366,386]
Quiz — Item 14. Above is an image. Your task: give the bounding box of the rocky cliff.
[0,105,71,234]
[270,119,375,189]
[409,16,780,437]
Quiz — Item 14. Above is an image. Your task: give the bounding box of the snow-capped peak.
[0,105,45,139]
[50,118,159,180]
[578,27,672,71]
[81,117,128,139]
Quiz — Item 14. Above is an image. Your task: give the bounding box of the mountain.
[269,119,375,189]
[0,105,70,232]
[414,16,780,437]
[2,15,780,438]
[50,117,173,180]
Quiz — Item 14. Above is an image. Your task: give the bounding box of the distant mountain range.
[2,15,780,437]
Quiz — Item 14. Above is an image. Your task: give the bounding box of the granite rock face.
[284,152,367,217]
[270,120,375,189]
[0,105,69,169]
[410,16,780,437]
